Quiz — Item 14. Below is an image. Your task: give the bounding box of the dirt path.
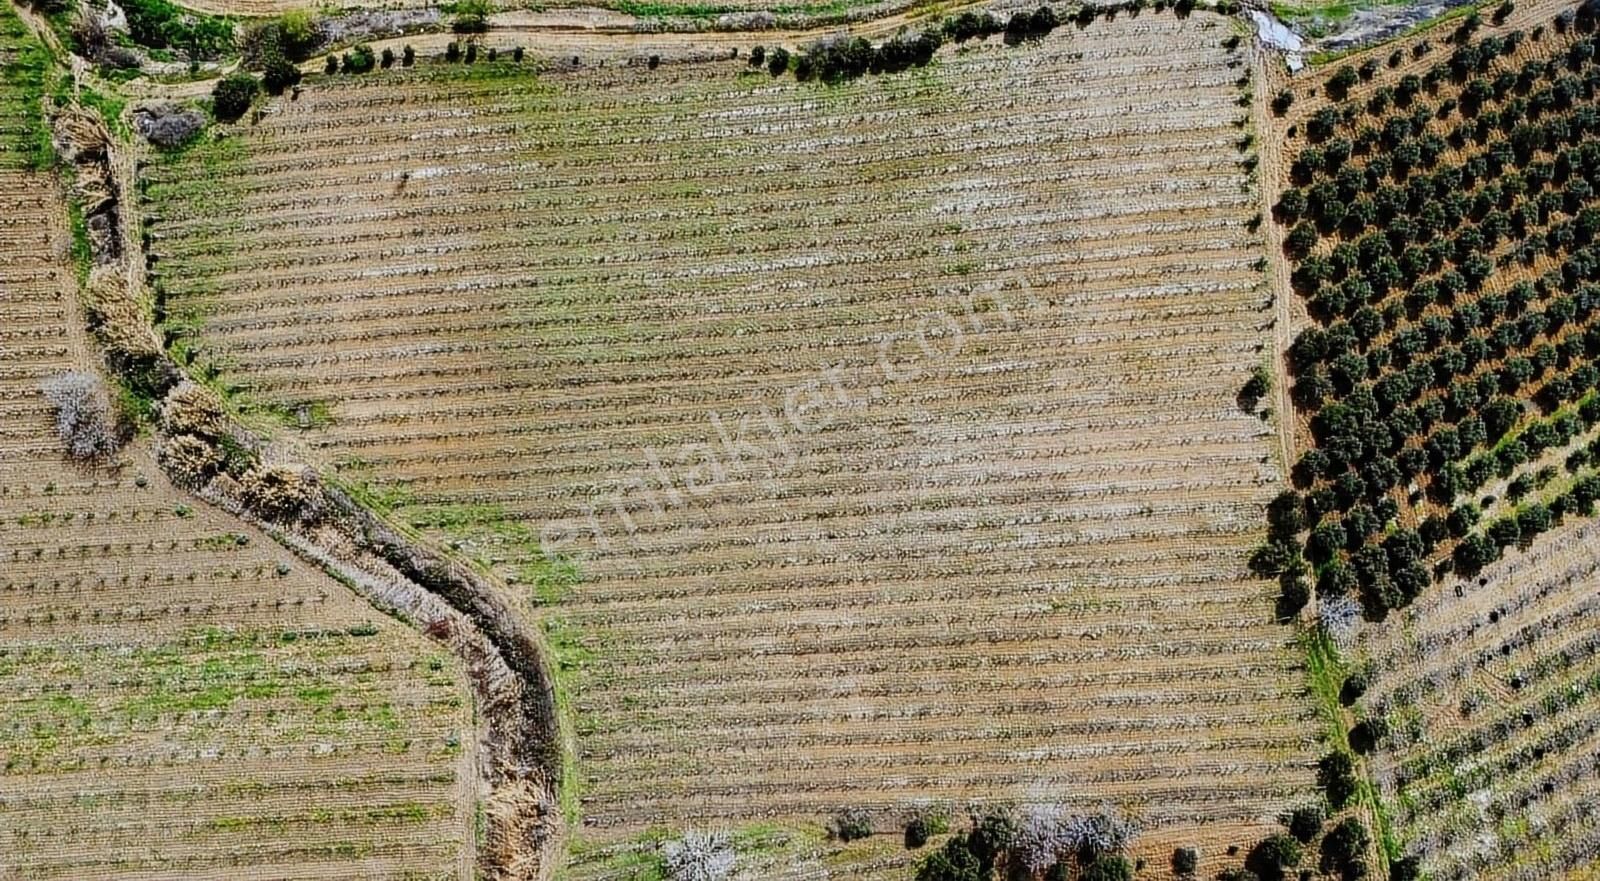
[1250,43,1299,475]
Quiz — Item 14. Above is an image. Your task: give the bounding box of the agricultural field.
[0,25,478,875]
[1262,1,1600,877]
[140,7,1326,875]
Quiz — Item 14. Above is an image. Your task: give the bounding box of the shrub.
[119,0,234,59]
[966,809,1017,875]
[1249,539,1298,577]
[263,57,301,95]
[943,9,1003,42]
[453,0,493,33]
[1349,717,1389,753]
[1272,89,1295,115]
[1328,66,1359,100]
[832,808,873,842]
[381,47,395,68]
[905,815,931,849]
[160,382,227,440]
[1244,833,1302,881]
[1082,854,1133,881]
[1338,671,1369,706]
[324,53,338,73]
[1321,817,1371,877]
[41,372,119,459]
[1318,593,1362,646]
[1287,804,1324,843]
[403,44,416,66]
[1172,846,1199,876]
[662,829,736,881]
[1239,364,1272,411]
[446,41,462,62]
[916,834,981,881]
[342,43,376,73]
[1317,749,1360,809]
[211,73,259,122]
[1390,855,1422,881]
[278,9,321,59]
[749,45,765,65]
[767,46,790,75]
[161,433,224,485]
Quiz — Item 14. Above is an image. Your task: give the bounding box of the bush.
[1082,854,1133,881]
[1338,671,1369,706]
[1172,846,1199,876]
[1245,834,1302,881]
[833,808,873,842]
[1390,855,1422,881]
[41,372,119,459]
[120,0,235,59]
[403,44,416,66]
[1277,573,1310,621]
[916,835,981,881]
[324,53,338,73]
[1328,66,1359,100]
[905,816,930,849]
[342,43,376,73]
[1287,804,1324,843]
[263,57,301,95]
[943,10,1003,42]
[211,74,260,122]
[1321,817,1371,877]
[278,9,321,59]
[1317,750,1360,809]
[749,45,765,65]
[381,47,395,68]
[1239,364,1272,411]
[767,46,790,75]
[966,809,1016,875]
[453,0,493,33]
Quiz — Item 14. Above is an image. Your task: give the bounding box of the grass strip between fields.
[1302,628,1401,869]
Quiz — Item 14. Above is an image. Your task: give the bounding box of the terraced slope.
[0,135,477,881]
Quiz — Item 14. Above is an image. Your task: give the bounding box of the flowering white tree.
[1318,594,1363,648]
[1014,802,1140,872]
[662,829,736,881]
[1014,804,1072,873]
[1077,804,1138,858]
[41,371,118,459]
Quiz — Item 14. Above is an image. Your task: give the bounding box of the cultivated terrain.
[5,0,1600,878]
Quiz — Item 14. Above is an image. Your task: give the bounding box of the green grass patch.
[0,4,55,171]
[1306,0,1489,65]
[1300,628,1399,867]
